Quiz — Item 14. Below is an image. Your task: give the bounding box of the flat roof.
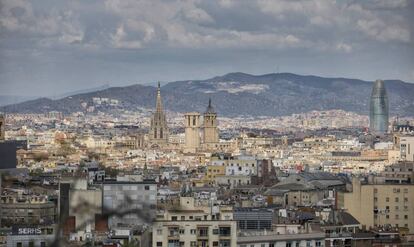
[237,232,325,243]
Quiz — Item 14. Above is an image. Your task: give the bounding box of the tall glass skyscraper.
[369,80,389,134]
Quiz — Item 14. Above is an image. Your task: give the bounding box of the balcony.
[219,227,231,238]
[197,227,209,239]
[168,227,180,239]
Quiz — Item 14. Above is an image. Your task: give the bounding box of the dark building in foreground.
[369,80,389,135]
[0,142,17,169]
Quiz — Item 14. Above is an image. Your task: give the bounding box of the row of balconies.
[167,226,232,239]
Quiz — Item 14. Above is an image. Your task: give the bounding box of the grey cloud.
[0,0,413,96]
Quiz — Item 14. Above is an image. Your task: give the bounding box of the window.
[29,242,35,247]
[145,185,150,190]
[404,197,408,202]
[198,227,209,237]
[404,215,408,219]
[171,216,177,221]
[213,242,218,247]
[386,215,390,219]
[219,227,231,236]
[16,243,22,247]
[316,241,322,247]
[395,197,399,202]
[40,242,46,247]
[386,197,390,202]
[212,229,219,234]
[395,214,399,219]
[157,242,162,247]
[179,229,185,234]
[181,216,185,221]
[286,243,292,247]
[190,229,196,234]
[191,242,197,247]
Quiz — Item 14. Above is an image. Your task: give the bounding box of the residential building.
[153,197,237,247]
[341,177,414,234]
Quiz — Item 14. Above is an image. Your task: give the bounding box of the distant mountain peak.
[1,72,413,117]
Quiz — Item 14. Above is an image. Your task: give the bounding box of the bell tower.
[203,99,218,143]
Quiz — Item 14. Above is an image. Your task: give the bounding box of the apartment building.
[341,177,414,234]
[153,197,237,247]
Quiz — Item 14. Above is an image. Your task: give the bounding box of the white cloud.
[0,0,412,53]
[0,0,84,45]
[336,42,352,53]
[357,19,410,43]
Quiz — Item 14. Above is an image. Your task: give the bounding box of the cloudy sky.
[0,0,413,97]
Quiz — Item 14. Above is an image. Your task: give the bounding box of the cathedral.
[148,82,169,147]
[183,99,220,153]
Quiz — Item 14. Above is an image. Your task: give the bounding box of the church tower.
[149,82,169,146]
[184,112,201,153]
[203,99,219,143]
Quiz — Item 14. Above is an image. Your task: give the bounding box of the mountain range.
[1,72,413,117]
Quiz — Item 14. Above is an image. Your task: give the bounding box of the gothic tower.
[184,112,201,153]
[149,82,169,146]
[203,99,219,143]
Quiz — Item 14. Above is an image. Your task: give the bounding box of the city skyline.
[0,0,413,97]
[1,1,414,247]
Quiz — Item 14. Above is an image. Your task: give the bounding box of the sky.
[0,0,413,97]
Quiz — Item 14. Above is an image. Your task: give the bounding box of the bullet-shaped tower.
[370,80,389,135]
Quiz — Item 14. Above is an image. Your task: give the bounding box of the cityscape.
[1,1,414,247]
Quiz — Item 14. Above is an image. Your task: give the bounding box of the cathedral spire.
[156,82,163,112]
[149,81,169,146]
[205,97,215,114]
